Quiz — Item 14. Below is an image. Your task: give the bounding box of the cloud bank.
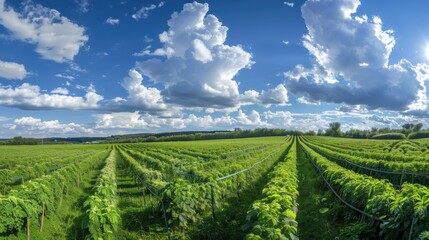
[136,2,288,109]
[0,83,102,110]
[285,0,427,112]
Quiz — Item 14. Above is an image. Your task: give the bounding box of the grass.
[296,145,340,239]
[115,163,168,240]
[182,145,290,239]
[0,164,103,240]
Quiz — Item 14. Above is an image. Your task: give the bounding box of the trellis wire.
[305,142,429,177]
[300,144,385,223]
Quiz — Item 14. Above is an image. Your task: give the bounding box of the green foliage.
[106,128,301,143]
[117,148,164,182]
[84,149,120,240]
[0,195,37,233]
[163,179,215,228]
[244,138,298,240]
[371,133,406,139]
[301,137,429,177]
[408,131,429,139]
[5,136,38,145]
[0,144,109,194]
[300,138,429,239]
[0,147,109,236]
[158,136,292,234]
[4,135,429,239]
[325,122,341,137]
[413,123,424,132]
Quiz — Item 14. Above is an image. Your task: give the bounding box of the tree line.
[0,136,38,145]
[313,122,428,139]
[105,128,301,143]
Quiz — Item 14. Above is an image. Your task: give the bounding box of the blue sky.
[0,0,429,137]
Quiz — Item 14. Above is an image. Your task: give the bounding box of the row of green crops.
[123,142,278,176]
[0,144,107,166]
[0,150,102,195]
[303,136,429,160]
[115,137,293,236]
[161,137,293,232]
[0,149,109,236]
[300,137,429,186]
[84,148,120,240]
[244,137,299,240]
[299,140,429,239]
[303,136,428,162]
[117,147,166,187]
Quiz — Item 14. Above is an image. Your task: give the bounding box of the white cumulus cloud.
[51,87,69,95]
[135,2,288,109]
[0,60,27,80]
[0,0,88,62]
[285,0,425,112]
[106,17,119,25]
[95,111,149,129]
[94,109,269,132]
[10,116,95,136]
[108,69,167,112]
[0,83,103,110]
[241,84,289,107]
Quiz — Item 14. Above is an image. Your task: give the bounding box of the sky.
[0,0,429,138]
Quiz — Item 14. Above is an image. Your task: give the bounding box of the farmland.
[0,136,429,239]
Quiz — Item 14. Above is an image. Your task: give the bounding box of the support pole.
[161,200,171,240]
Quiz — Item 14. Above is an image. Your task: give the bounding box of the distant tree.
[413,123,423,132]
[317,129,324,136]
[325,122,341,136]
[306,130,316,136]
[145,136,157,142]
[402,123,414,130]
[378,127,391,134]
[401,123,416,136]
[343,128,371,139]
[8,136,37,145]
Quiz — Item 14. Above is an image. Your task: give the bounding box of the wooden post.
[40,203,45,232]
[408,217,417,240]
[161,200,171,240]
[27,217,30,240]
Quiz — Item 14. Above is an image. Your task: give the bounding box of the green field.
[1,136,429,239]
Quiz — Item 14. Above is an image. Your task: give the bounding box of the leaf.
[319,208,329,214]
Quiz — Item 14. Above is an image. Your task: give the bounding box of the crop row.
[303,136,429,162]
[0,150,103,195]
[300,137,429,187]
[244,137,299,239]
[299,139,429,239]
[161,142,293,231]
[0,149,109,236]
[84,148,120,240]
